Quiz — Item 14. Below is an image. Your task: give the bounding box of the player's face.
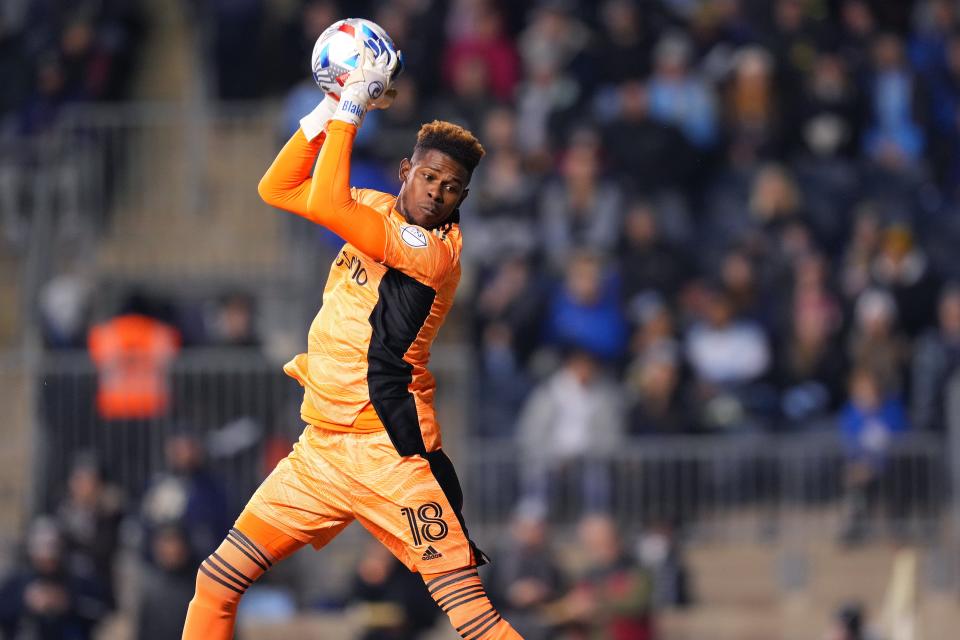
[397,149,470,229]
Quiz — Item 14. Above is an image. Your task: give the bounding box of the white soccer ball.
[311,18,403,99]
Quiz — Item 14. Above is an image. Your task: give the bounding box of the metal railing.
[21,349,950,545]
[461,432,948,543]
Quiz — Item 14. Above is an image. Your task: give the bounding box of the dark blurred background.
[1,0,960,638]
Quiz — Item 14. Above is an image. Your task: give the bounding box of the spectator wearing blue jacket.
[839,366,909,543]
[543,252,628,362]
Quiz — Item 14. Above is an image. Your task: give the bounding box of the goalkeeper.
[182,34,522,640]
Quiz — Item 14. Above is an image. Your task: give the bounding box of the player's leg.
[422,567,523,639]
[183,427,355,639]
[350,438,523,638]
[182,510,303,639]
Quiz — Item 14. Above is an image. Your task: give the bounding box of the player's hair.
[413,120,485,174]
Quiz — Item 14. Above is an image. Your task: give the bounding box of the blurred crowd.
[276,0,960,533]
[0,443,681,640]
[0,0,144,135]
[6,0,960,636]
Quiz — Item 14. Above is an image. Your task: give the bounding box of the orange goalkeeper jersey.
[259,122,461,456]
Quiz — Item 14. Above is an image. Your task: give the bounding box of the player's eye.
[422,173,435,181]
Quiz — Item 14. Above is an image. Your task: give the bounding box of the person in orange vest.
[88,296,180,421]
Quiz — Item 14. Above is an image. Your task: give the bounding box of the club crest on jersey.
[401,225,428,248]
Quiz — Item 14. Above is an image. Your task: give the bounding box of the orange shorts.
[245,425,484,574]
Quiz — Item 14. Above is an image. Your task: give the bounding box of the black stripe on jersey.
[367,268,436,457]
[423,449,489,567]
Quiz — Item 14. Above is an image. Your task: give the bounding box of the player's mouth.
[419,203,441,219]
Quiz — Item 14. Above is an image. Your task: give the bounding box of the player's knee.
[194,551,260,611]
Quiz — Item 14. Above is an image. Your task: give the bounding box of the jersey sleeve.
[257,128,325,218]
[381,217,457,290]
[304,121,388,261]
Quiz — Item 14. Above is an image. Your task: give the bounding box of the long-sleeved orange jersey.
[258,121,462,456]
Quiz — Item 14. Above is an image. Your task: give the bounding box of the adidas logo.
[421,545,443,561]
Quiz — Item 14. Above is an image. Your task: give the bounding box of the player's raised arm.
[256,97,341,217]
[304,53,399,262]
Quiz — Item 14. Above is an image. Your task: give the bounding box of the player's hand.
[331,37,403,126]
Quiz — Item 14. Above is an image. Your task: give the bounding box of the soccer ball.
[311,18,403,99]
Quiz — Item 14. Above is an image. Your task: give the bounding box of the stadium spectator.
[600,81,696,194]
[543,251,628,361]
[204,292,260,348]
[486,509,564,640]
[624,345,691,435]
[635,521,692,608]
[38,271,93,349]
[54,455,123,607]
[539,131,623,271]
[442,3,519,101]
[135,525,196,640]
[514,55,582,159]
[588,0,652,90]
[684,285,774,429]
[911,284,960,431]
[927,30,960,196]
[790,51,864,161]
[766,0,825,102]
[471,256,544,438]
[88,296,181,421]
[141,432,230,566]
[839,367,909,542]
[841,205,884,301]
[460,108,539,267]
[723,47,779,158]
[617,200,691,306]
[0,518,109,640]
[822,602,876,640]
[647,32,718,149]
[775,256,846,425]
[347,540,438,640]
[684,286,770,385]
[862,33,927,168]
[907,0,956,80]
[547,514,654,639]
[517,0,591,81]
[517,349,625,516]
[869,224,940,337]
[847,288,909,395]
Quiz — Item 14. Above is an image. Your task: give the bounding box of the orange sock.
[423,567,523,639]
[182,514,303,639]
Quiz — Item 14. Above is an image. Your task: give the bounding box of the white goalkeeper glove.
[331,36,403,128]
[299,94,339,142]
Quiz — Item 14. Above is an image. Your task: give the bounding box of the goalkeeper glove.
[331,38,403,128]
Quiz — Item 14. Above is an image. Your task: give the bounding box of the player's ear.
[399,158,412,183]
[457,187,469,208]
